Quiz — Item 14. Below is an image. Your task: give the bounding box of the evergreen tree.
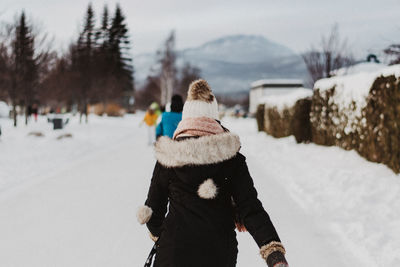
[93,5,114,107]
[0,41,11,104]
[76,4,96,123]
[13,11,37,126]
[0,11,52,126]
[109,4,134,108]
[96,5,110,46]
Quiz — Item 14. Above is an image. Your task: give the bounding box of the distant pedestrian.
[137,79,288,267]
[142,105,160,145]
[150,102,161,117]
[27,105,32,121]
[32,104,38,122]
[156,95,183,139]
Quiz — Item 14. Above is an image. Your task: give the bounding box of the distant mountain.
[180,35,295,63]
[134,34,308,94]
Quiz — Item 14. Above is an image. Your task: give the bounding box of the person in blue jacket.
[156,94,183,139]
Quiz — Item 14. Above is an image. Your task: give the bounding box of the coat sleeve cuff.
[137,205,153,225]
[260,241,286,260]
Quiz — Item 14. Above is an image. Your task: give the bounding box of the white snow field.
[0,114,399,267]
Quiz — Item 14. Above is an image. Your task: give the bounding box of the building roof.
[251,79,304,89]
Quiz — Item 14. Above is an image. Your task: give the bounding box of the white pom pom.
[137,205,153,224]
[197,178,218,199]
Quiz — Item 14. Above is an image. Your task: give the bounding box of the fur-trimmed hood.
[154,132,241,167]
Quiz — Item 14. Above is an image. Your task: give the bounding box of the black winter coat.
[138,132,282,267]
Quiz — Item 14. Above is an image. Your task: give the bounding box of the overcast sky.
[2,0,399,58]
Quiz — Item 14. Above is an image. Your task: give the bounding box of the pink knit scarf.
[173,117,225,139]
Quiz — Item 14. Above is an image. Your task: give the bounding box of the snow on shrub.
[311,64,400,173]
[0,101,10,118]
[256,88,313,143]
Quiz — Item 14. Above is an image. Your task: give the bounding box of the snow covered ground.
[0,115,139,196]
[0,114,399,266]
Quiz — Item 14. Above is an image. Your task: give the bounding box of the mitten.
[265,251,288,267]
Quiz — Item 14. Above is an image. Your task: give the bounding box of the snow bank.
[261,88,312,112]
[256,88,312,143]
[332,62,386,76]
[311,64,400,173]
[314,64,400,121]
[225,117,400,267]
[0,101,10,118]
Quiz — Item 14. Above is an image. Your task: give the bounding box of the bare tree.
[177,62,201,100]
[158,31,177,106]
[0,22,19,126]
[302,24,354,85]
[0,12,53,126]
[384,44,400,65]
[134,75,161,110]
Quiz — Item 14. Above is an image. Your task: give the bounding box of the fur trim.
[198,179,218,199]
[149,232,159,242]
[260,241,286,260]
[187,79,214,103]
[155,132,241,167]
[136,205,153,225]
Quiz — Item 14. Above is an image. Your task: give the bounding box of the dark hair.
[171,94,183,113]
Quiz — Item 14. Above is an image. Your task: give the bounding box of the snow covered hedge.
[256,89,313,143]
[256,104,265,132]
[311,65,400,173]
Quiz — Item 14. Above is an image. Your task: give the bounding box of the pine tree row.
[44,4,134,123]
[0,4,134,126]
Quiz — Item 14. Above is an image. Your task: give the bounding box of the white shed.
[249,79,304,114]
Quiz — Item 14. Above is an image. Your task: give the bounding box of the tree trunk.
[85,103,88,123]
[79,102,83,124]
[13,104,17,127]
[325,52,332,78]
[25,106,28,125]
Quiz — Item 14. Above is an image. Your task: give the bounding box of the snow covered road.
[0,115,398,266]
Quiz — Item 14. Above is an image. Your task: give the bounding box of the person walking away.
[137,79,289,267]
[27,105,32,122]
[32,104,38,122]
[150,102,162,117]
[156,95,183,139]
[150,102,162,126]
[142,106,159,145]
